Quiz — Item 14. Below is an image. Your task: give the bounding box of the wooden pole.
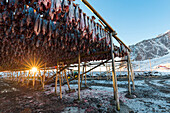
[22,71,26,84]
[12,71,14,81]
[127,56,131,95]
[59,68,62,99]
[110,33,120,110]
[64,69,71,90]
[55,63,58,94]
[17,72,19,82]
[100,67,101,79]
[106,63,108,80]
[33,72,36,88]
[61,64,64,83]
[78,52,81,100]
[18,72,21,83]
[109,65,111,80]
[42,63,46,89]
[80,64,84,88]
[85,62,87,86]
[27,71,30,86]
[127,52,135,90]
[39,70,43,86]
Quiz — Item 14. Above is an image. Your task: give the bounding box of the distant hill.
[130,30,170,61]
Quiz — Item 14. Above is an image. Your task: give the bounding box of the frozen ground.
[0,74,169,112]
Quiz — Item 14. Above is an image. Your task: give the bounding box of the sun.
[31,67,38,73]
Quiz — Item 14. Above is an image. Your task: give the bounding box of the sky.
[75,0,170,45]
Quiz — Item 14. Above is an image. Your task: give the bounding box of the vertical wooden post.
[12,71,14,81]
[110,33,120,111]
[80,64,84,88]
[22,71,26,84]
[100,67,101,79]
[59,67,62,99]
[18,72,21,83]
[85,62,87,86]
[39,70,43,86]
[17,72,18,82]
[127,52,135,90]
[78,52,81,100]
[27,71,30,86]
[106,63,108,80]
[64,69,71,90]
[42,63,46,90]
[55,63,58,94]
[61,63,64,83]
[33,72,36,88]
[47,70,50,78]
[127,56,131,95]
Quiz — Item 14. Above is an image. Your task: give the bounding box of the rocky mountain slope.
[130,30,170,61]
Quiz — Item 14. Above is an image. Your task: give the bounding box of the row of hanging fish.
[0,0,128,71]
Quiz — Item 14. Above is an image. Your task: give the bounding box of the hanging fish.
[42,19,48,35]
[74,4,79,24]
[91,19,96,42]
[80,10,85,32]
[34,14,42,35]
[68,0,74,23]
[49,0,55,20]
[62,0,69,11]
[56,0,62,13]
[106,32,110,46]
[27,7,34,26]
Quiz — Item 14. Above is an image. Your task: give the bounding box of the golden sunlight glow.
[31,67,38,73]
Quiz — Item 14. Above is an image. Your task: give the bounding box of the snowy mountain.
[130,30,170,61]
[128,30,170,72]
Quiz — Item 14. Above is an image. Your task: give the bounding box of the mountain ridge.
[129,30,170,61]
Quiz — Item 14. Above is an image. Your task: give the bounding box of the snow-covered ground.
[132,53,170,72]
[43,76,170,113]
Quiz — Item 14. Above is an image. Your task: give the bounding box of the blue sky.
[75,0,170,45]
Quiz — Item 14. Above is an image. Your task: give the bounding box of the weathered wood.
[85,62,87,86]
[55,63,58,94]
[27,71,30,86]
[18,72,21,83]
[82,60,109,76]
[127,57,131,95]
[17,72,19,82]
[127,52,135,90]
[38,70,43,86]
[22,71,26,84]
[33,72,36,87]
[42,63,46,89]
[78,52,81,100]
[80,64,84,88]
[59,70,62,99]
[64,69,71,90]
[110,33,120,111]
